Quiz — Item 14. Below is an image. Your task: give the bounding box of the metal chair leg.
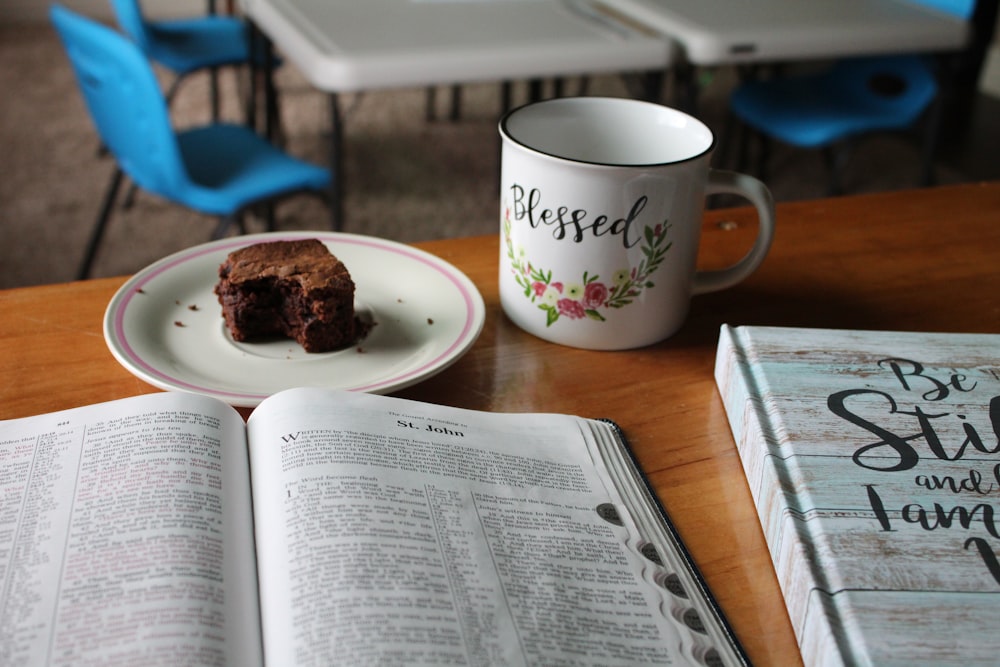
[919,94,945,187]
[78,167,125,280]
[164,75,185,107]
[212,214,246,239]
[736,121,752,173]
[716,110,738,171]
[122,180,139,209]
[823,144,850,196]
[210,66,220,121]
[756,134,771,183]
[264,203,276,232]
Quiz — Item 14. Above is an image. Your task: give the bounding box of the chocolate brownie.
[214,239,361,352]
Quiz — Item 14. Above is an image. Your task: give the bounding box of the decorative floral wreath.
[503,205,673,327]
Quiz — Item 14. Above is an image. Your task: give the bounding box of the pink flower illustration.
[503,201,673,328]
[557,299,586,320]
[583,282,609,309]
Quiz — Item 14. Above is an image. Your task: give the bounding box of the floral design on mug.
[503,206,673,327]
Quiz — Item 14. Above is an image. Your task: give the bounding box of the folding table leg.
[329,93,344,231]
[673,63,700,113]
[449,85,461,122]
[425,87,437,122]
[500,81,513,114]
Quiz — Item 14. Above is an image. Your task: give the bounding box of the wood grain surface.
[2,181,998,665]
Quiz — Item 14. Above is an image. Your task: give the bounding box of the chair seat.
[52,3,334,279]
[730,56,939,148]
[174,124,330,215]
[147,16,257,74]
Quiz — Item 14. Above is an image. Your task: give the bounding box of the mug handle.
[692,169,776,295]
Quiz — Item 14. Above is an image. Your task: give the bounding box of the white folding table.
[239,0,675,226]
[599,0,972,111]
[600,0,970,66]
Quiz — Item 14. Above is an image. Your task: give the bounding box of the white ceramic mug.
[498,97,775,350]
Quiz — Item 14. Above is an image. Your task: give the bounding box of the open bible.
[2,388,746,666]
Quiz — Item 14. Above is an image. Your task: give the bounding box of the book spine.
[714,326,848,667]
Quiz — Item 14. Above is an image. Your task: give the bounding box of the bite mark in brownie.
[214,239,364,353]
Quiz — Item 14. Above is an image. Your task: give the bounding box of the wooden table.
[2,182,998,665]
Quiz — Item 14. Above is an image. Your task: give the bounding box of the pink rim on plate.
[103,232,486,406]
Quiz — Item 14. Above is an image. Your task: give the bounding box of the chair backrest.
[108,0,153,50]
[908,0,976,20]
[50,4,189,201]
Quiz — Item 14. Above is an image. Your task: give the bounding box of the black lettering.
[895,405,961,462]
[901,502,1000,539]
[957,409,1000,456]
[992,395,1000,442]
[511,184,527,221]
[828,389,922,471]
[508,184,653,249]
[965,537,1000,586]
[828,390,1000,470]
[878,357,978,401]
[426,424,465,437]
[915,469,993,495]
[866,485,893,531]
[616,196,647,248]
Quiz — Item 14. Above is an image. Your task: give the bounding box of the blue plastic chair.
[50,4,333,279]
[727,0,976,194]
[110,0,276,121]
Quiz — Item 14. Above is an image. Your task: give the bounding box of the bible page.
[247,387,691,666]
[0,392,262,667]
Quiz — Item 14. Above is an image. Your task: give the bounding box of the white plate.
[104,232,486,407]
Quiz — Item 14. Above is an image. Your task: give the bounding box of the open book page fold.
[0,391,263,666]
[246,388,748,666]
[3,386,748,666]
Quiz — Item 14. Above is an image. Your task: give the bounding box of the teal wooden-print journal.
[714,325,1000,667]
